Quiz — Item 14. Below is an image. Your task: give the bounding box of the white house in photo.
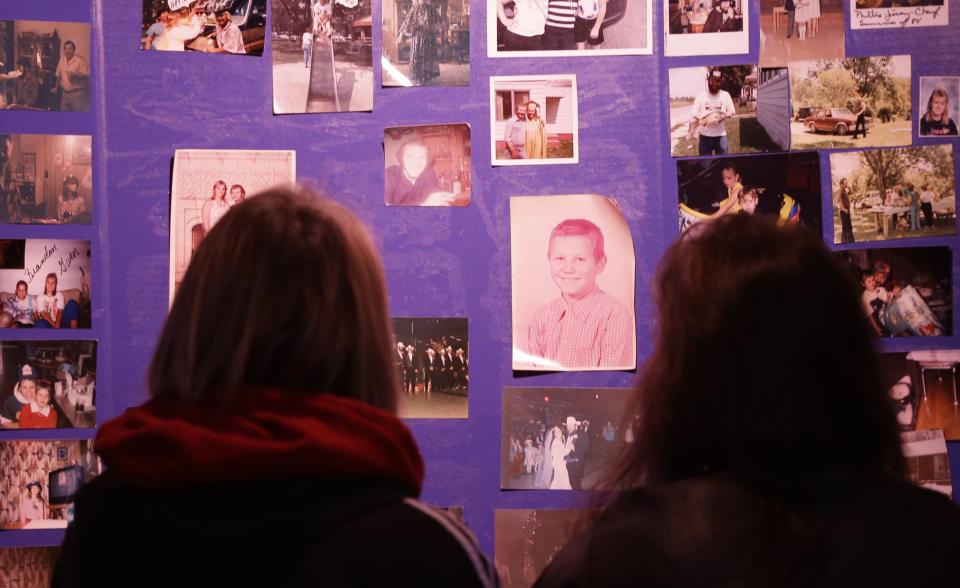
[493,78,576,149]
[757,67,791,151]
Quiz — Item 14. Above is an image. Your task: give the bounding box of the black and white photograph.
[501,387,629,490]
[392,317,468,419]
[141,0,266,54]
[901,429,952,497]
[272,0,373,113]
[494,509,589,588]
[790,56,912,150]
[0,341,97,430]
[881,350,960,439]
[491,75,578,166]
[676,153,822,232]
[0,239,92,329]
[918,77,959,138]
[664,0,749,57]
[384,124,471,206]
[0,440,100,530]
[851,0,947,29]
[169,149,296,300]
[669,66,790,157]
[0,547,60,587]
[511,194,636,371]
[829,145,956,244]
[382,0,469,86]
[489,0,652,57]
[759,0,844,66]
[0,134,92,224]
[0,20,90,112]
[834,246,951,338]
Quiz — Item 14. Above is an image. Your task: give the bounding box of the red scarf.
[94,390,424,495]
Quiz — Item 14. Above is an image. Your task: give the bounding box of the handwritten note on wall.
[851,3,948,29]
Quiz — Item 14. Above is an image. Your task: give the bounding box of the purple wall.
[1,0,958,560]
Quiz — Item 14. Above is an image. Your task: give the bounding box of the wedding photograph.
[758,0,844,66]
[0,20,90,111]
[491,75,578,166]
[140,0,266,54]
[664,0,749,56]
[392,317,468,419]
[0,134,92,224]
[382,0,469,86]
[384,124,471,207]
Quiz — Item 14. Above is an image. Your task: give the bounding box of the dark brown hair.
[608,215,906,491]
[149,185,399,416]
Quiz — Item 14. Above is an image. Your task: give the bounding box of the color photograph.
[664,0,749,56]
[384,124,471,206]
[392,317,468,419]
[495,509,589,588]
[759,0,844,66]
[0,134,92,224]
[0,239,92,329]
[0,20,90,112]
[382,0,469,86]
[881,350,960,440]
[918,77,959,138]
[829,145,955,244]
[902,429,952,497]
[491,75,578,166]
[790,56,912,150]
[141,0,266,54]
[0,547,59,587]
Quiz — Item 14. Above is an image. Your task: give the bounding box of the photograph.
[851,0,947,29]
[901,429,952,497]
[0,341,97,430]
[392,317,468,419]
[0,20,90,112]
[495,509,589,588]
[834,246,951,338]
[488,0,652,57]
[676,152,822,232]
[272,0,373,113]
[0,239,92,329]
[511,194,636,371]
[830,145,956,244]
[790,56,912,150]
[664,0,749,57]
[491,75,578,166]
[918,77,959,138]
[384,124,471,206]
[0,547,60,587]
[669,66,790,157]
[501,387,630,490]
[0,134,92,225]
[169,149,296,300]
[759,0,844,66]
[882,350,960,440]
[0,440,100,531]
[382,0,469,86]
[141,0,266,54]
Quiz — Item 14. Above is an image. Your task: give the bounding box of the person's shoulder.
[532,297,566,322]
[594,289,630,316]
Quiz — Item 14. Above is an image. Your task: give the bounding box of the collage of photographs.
[0,0,958,583]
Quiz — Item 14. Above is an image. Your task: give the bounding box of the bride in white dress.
[548,426,573,490]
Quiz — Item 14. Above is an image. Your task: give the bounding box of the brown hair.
[606,215,906,492]
[149,185,399,416]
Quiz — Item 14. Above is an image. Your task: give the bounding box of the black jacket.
[54,473,498,588]
[536,472,960,587]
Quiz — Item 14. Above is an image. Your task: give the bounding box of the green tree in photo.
[814,68,858,108]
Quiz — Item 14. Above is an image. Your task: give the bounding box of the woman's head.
[149,185,398,416]
[211,180,228,201]
[926,87,950,122]
[721,163,740,187]
[44,273,57,295]
[610,215,905,490]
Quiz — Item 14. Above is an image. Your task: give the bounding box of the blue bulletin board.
[0,0,959,572]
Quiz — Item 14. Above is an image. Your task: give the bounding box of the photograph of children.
[851,0,947,30]
[0,20,90,112]
[491,75,578,166]
[141,0,266,54]
[494,509,589,588]
[384,124,471,206]
[790,56,912,150]
[901,429,952,497]
[918,77,959,137]
[501,387,629,490]
[272,0,373,113]
[511,194,636,371]
[664,0,748,57]
[391,317,468,419]
[759,0,844,66]
[169,149,296,300]
[676,153,822,232]
[0,135,92,225]
[834,246,951,338]
[669,66,791,157]
[382,0,469,86]
[488,0,652,57]
[887,350,960,439]
[0,341,97,431]
[0,240,92,329]
[0,440,100,531]
[0,547,60,587]
[829,145,956,244]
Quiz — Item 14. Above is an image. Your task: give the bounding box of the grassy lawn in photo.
[792,120,913,150]
[549,139,574,159]
[671,113,780,157]
[833,211,957,244]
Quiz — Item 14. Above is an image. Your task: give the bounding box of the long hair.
[925,87,951,124]
[607,215,905,492]
[149,185,399,417]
